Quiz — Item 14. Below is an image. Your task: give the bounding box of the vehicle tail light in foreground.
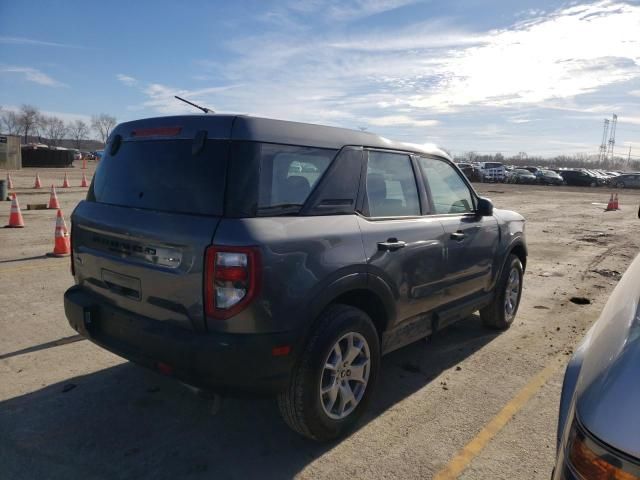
[568,421,639,480]
[205,246,260,320]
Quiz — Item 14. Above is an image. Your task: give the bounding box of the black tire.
[480,254,523,330]
[278,304,380,441]
[617,182,625,189]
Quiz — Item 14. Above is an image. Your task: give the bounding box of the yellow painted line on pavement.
[0,262,67,274]
[433,358,562,480]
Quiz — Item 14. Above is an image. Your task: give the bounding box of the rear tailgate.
[72,202,219,331]
[71,116,233,331]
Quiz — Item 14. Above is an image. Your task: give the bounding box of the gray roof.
[113,114,450,159]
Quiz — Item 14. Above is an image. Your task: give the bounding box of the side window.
[366,151,420,217]
[258,144,336,211]
[419,157,474,214]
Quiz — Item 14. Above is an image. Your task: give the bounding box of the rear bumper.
[64,285,296,395]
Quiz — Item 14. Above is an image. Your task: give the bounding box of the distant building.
[0,135,22,170]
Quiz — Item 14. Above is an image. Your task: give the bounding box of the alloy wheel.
[320,332,371,420]
[504,267,521,322]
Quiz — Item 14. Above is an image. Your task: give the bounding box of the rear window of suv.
[91,139,228,216]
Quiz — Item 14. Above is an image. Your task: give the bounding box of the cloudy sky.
[1,0,640,157]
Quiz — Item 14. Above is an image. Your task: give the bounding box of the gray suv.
[64,115,527,440]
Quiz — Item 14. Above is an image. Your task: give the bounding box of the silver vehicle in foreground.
[553,253,640,479]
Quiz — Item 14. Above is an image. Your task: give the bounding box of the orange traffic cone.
[6,193,25,228]
[48,185,60,209]
[34,173,42,189]
[6,172,13,189]
[82,158,87,170]
[80,172,88,187]
[613,193,619,210]
[49,209,70,257]
[62,172,70,188]
[605,193,615,211]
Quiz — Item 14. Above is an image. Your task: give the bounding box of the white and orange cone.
[34,173,42,189]
[6,193,25,228]
[613,193,620,210]
[62,172,70,188]
[48,185,60,209]
[6,172,13,189]
[49,209,70,257]
[82,158,87,170]
[605,193,615,211]
[80,172,88,188]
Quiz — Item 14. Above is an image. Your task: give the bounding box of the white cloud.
[368,115,439,127]
[116,74,137,86]
[0,36,84,49]
[403,2,640,111]
[619,116,640,126]
[0,65,66,87]
[274,0,422,22]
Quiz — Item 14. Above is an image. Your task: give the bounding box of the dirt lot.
[1,165,639,479]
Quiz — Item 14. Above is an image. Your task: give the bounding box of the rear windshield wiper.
[256,203,303,216]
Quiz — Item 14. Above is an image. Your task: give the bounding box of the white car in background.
[479,162,506,182]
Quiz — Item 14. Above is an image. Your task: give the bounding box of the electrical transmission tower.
[598,118,610,161]
[606,114,617,161]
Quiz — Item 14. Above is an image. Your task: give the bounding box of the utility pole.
[629,145,632,166]
[598,118,610,161]
[606,114,617,161]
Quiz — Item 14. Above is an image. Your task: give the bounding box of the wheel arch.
[302,273,396,347]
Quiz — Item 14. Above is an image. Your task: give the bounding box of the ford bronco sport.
[65,114,527,440]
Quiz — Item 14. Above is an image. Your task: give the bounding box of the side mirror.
[476,197,493,216]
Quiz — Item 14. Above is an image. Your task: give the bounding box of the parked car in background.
[479,161,505,182]
[537,169,564,186]
[65,114,527,441]
[559,170,600,187]
[584,169,609,185]
[611,173,640,189]
[72,149,82,161]
[553,253,640,480]
[93,150,104,160]
[522,166,540,175]
[509,169,538,184]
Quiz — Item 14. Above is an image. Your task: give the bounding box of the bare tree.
[1,108,22,136]
[464,151,478,163]
[17,104,40,142]
[41,116,68,147]
[91,113,117,144]
[69,119,89,149]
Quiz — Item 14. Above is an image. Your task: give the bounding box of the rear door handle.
[377,238,407,251]
[450,232,465,241]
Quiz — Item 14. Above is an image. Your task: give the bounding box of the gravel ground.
[1,167,639,479]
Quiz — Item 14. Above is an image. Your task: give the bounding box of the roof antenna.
[174,95,214,114]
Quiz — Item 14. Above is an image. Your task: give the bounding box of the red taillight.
[204,246,261,320]
[131,126,182,138]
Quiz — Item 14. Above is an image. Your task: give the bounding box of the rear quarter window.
[226,142,337,217]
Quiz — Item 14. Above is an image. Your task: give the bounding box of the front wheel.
[480,254,523,330]
[617,182,625,189]
[278,305,380,441]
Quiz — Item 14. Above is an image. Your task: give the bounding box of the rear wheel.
[480,254,523,330]
[278,305,380,441]
[617,181,625,189]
